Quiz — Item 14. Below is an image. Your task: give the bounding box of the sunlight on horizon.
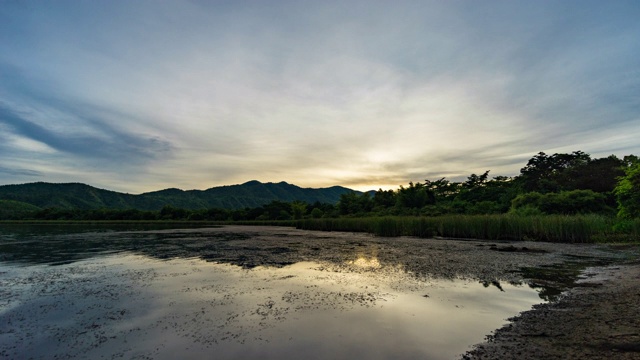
[1,1,638,190]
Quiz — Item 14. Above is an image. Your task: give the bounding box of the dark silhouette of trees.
[518,151,591,193]
[425,177,458,201]
[338,192,373,215]
[396,182,435,209]
[373,189,396,209]
[160,205,189,220]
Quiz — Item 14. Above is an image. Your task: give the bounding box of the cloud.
[0,166,43,177]
[0,103,172,163]
[0,1,639,192]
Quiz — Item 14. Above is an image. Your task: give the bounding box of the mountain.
[0,200,43,219]
[0,181,358,211]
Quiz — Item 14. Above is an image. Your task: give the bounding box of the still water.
[0,225,545,359]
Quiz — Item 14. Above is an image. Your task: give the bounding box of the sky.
[1,1,639,193]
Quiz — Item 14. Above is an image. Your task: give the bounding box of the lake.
[0,224,563,359]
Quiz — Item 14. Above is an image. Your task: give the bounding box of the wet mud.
[464,263,640,360]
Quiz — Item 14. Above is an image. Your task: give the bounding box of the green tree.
[290,201,307,220]
[562,155,625,199]
[159,205,189,220]
[425,177,458,201]
[615,163,640,219]
[373,189,396,209]
[261,201,292,220]
[456,171,490,202]
[510,190,610,215]
[623,155,640,167]
[338,192,373,215]
[310,207,324,218]
[205,208,230,221]
[518,151,591,193]
[308,201,335,218]
[396,182,435,209]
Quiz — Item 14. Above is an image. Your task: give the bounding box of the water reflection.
[0,224,599,301]
[1,224,615,359]
[0,224,253,266]
[0,222,212,237]
[0,224,620,359]
[349,256,381,268]
[0,254,543,360]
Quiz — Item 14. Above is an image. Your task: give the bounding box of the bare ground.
[464,262,640,359]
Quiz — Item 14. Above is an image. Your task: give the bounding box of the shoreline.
[464,263,640,359]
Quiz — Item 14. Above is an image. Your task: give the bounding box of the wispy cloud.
[1,1,639,192]
[0,102,172,162]
[0,166,42,177]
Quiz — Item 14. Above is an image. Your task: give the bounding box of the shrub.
[510,190,611,215]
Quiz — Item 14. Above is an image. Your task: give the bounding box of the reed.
[295,215,634,243]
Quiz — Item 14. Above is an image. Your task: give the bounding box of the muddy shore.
[464,262,640,360]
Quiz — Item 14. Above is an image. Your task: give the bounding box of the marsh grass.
[4,216,638,243]
[295,215,639,243]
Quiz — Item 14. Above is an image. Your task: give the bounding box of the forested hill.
[0,181,358,211]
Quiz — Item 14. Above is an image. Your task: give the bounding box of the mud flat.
[464,263,640,360]
[1,225,639,359]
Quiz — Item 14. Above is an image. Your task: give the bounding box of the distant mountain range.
[0,181,359,211]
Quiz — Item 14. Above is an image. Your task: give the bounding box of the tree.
[623,155,640,167]
[338,192,373,215]
[396,182,435,209]
[456,171,490,202]
[159,205,189,220]
[518,151,591,193]
[510,190,610,215]
[308,201,335,218]
[262,201,292,220]
[425,177,458,201]
[373,189,396,209]
[563,155,625,195]
[310,207,324,218]
[615,162,640,219]
[463,171,490,190]
[290,201,307,220]
[206,208,230,221]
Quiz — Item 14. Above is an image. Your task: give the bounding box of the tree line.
[9,200,337,221]
[3,151,639,221]
[337,151,639,219]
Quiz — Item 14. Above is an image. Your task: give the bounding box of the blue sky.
[1,1,639,193]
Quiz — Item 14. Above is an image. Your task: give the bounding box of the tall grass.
[295,215,638,243]
[295,217,434,237]
[8,216,636,243]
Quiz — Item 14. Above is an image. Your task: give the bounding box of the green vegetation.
[295,215,639,243]
[510,190,611,215]
[1,151,639,243]
[0,200,42,220]
[615,158,640,219]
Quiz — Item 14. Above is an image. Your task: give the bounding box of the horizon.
[0,178,383,194]
[0,179,390,195]
[2,1,639,194]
